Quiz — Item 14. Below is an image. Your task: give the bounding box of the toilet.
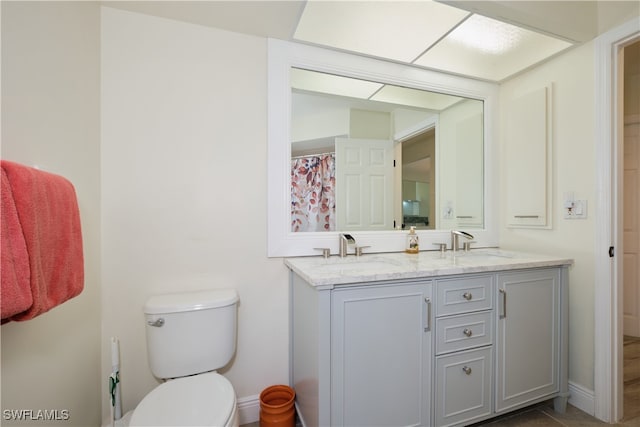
[130,288,240,427]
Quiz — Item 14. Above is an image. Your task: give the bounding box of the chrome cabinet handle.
[463,292,473,301]
[424,298,431,332]
[147,318,165,327]
[462,366,472,375]
[463,328,473,337]
[499,289,507,318]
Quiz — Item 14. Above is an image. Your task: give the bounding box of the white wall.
[100,7,289,421]
[499,41,597,391]
[1,2,102,425]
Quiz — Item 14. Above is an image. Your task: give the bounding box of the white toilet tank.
[143,288,239,379]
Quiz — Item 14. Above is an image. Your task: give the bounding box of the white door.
[335,138,394,231]
[624,120,640,337]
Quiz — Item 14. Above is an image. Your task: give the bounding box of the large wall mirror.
[268,39,499,257]
[291,68,484,233]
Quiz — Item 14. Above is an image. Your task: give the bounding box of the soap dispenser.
[406,226,419,254]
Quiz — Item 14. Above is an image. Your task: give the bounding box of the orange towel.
[1,161,84,322]
[1,168,32,320]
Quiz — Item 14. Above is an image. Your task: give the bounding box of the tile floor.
[245,337,640,426]
[244,400,635,427]
[623,336,640,423]
[468,401,630,426]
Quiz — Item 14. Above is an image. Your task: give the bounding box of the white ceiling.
[104,0,639,82]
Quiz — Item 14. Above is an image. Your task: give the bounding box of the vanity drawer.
[436,311,493,355]
[435,275,493,316]
[435,347,493,427]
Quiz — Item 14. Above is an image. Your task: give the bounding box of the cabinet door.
[437,99,484,230]
[331,282,432,427]
[435,347,493,427]
[454,111,484,227]
[495,269,560,412]
[505,86,552,228]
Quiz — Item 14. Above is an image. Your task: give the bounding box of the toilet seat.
[130,372,237,426]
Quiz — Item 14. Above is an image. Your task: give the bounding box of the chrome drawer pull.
[462,366,472,375]
[462,292,473,301]
[463,328,473,337]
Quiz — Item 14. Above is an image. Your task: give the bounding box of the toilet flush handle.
[147,318,165,327]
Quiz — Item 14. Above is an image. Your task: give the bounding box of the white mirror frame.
[268,39,499,257]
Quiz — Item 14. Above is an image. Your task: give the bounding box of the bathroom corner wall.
[100,7,289,421]
[1,2,102,425]
[499,42,597,393]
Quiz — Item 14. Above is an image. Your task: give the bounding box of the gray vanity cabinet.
[495,268,566,413]
[289,261,569,427]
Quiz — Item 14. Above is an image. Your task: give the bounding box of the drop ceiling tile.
[291,68,383,98]
[414,15,573,81]
[294,0,469,63]
[371,84,463,110]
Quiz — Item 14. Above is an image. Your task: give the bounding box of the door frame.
[594,18,640,423]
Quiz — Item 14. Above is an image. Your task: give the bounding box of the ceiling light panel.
[291,68,383,99]
[371,84,463,110]
[294,0,469,63]
[448,14,524,55]
[414,14,573,81]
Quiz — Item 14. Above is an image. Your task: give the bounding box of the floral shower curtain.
[291,153,336,232]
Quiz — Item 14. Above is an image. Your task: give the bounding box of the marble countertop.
[284,248,573,288]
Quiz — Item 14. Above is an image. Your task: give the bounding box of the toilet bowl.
[130,373,238,427]
[130,289,239,427]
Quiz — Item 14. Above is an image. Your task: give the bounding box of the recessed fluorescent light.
[415,13,573,81]
[292,68,463,111]
[372,85,463,110]
[291,68,383,99]
[294,0,469,63]
[448,14,526,55]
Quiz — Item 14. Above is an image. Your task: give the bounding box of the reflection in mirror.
[290,68,483,233]
[402,128,435,230]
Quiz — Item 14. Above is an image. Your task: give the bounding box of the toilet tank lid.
[144,289,238,314]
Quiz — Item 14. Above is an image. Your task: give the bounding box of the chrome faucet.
[339,233,356,258]
[451,230,474,253]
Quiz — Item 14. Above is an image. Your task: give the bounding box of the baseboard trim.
[568,381,595,416]
[238,383,596,425]
[238,394,260,425]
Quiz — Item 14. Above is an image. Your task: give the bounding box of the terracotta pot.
[259,385,296,427]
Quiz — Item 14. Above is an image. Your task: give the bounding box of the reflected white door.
[624,121,640,337]
[335,138,394,231]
